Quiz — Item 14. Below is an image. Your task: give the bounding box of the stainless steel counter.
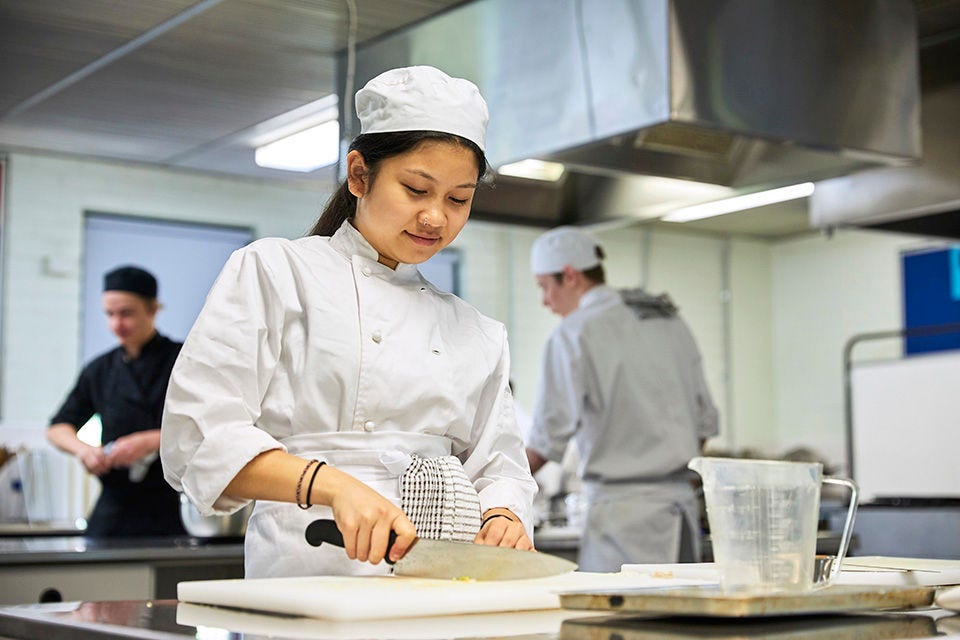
[0,536,244,604]
[0,535,243,566]
[0,598,955,640]
[0,523,86,537]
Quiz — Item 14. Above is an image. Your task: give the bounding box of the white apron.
[244,433,458,579]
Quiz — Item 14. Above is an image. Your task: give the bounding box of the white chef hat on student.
[355,66,489,152]
[530,226,603,275]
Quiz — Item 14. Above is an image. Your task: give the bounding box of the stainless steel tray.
[559,612,938,640]
[558,585,936,618]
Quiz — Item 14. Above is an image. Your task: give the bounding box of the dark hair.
[550,246,607,285]
[309,131,489,237]
[551,264,606,285]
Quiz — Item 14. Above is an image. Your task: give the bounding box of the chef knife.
[305,518,577,581]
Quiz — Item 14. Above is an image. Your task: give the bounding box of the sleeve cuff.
[478,481,537,540]
[181,428,286,515]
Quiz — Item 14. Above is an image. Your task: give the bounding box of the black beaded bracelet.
[295,459,318,510]
[480,513,515,529]
[304,461,326,509]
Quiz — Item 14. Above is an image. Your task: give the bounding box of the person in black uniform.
[47,266,185,537]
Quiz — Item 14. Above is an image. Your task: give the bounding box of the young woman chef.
[160,66,538,578]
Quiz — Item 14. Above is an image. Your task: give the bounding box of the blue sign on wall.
[902,246,960,355]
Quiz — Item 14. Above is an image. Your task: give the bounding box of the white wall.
[770,229,928,472]
[1,150,939,494]
[2,152,326,423]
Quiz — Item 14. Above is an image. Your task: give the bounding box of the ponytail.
[309,182,356,237]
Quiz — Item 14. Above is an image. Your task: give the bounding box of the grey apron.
[578,479,700,572]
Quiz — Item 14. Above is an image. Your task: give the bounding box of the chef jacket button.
[371,331,382,344]
[363,420,375,432]
[361,266,372,277]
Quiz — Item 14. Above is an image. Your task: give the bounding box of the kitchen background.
[0,0,958,546]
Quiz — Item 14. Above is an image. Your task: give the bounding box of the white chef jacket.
[161,220,536,578]
[527,285,718,570]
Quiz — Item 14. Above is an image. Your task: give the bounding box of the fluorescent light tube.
[662,182,815,222]
[255,119,340,172]
[498,159,566,182]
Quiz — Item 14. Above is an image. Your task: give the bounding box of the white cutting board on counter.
[177,571,710,621]
[176,602,603,639]
[622,556,960,587]
[837,556,960,587]
[622,558,960,588]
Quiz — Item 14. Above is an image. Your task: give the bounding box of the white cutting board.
[838,556,960,587]
[623,559,960,588]
[176,602,607,639]
[177,571,705,621]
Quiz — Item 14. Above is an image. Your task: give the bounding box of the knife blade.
[305,518,577,581]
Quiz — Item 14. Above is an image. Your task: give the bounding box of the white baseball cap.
[355,66,489,152]
[530,226,602,275]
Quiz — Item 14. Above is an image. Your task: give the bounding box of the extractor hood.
[341,0,920,226]
[810,37,960,240]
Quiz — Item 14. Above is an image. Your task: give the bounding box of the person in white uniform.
[161,66,537,578]
[524,227,718,572]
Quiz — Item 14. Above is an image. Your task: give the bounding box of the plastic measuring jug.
[688,457,858,593]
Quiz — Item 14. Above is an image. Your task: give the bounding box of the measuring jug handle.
[819,476,859,586]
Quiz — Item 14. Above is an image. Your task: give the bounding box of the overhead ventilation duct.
[341,0,920,225]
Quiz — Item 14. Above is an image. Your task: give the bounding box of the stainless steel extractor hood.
[340,0,920,226]
[810,36,960,239]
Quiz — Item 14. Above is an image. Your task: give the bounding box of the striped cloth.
[400,454,481,542]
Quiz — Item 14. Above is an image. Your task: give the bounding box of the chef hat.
[530,226,603,275]
[104,265,157,299]
[356,66,489,152]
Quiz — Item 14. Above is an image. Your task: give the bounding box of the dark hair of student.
[551,247,607,285]
[308,131,489,237]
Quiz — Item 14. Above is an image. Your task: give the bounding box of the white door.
[82,213,252,362]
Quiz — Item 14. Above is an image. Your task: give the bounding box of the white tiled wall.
[2,153,324,422]
[770,229,928,472]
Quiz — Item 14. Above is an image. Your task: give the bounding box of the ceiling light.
[255,119,340,172]
[498,159,566,182]
[662,182,815,222]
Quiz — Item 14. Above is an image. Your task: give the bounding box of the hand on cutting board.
[474,508,534,550]
[319,465,417,565]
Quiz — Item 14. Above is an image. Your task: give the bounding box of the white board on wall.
[851,350,960,502]
[82,213,252,363]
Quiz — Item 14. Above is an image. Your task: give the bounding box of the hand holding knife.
[305,518,576,580]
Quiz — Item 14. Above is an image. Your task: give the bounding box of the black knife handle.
[305,518,398,565]
[305,518,344,547]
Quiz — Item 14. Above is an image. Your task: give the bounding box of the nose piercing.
[419,216,434,227]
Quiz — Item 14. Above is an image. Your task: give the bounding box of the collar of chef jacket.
[330,219,424,285]
[577,284,619,311]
